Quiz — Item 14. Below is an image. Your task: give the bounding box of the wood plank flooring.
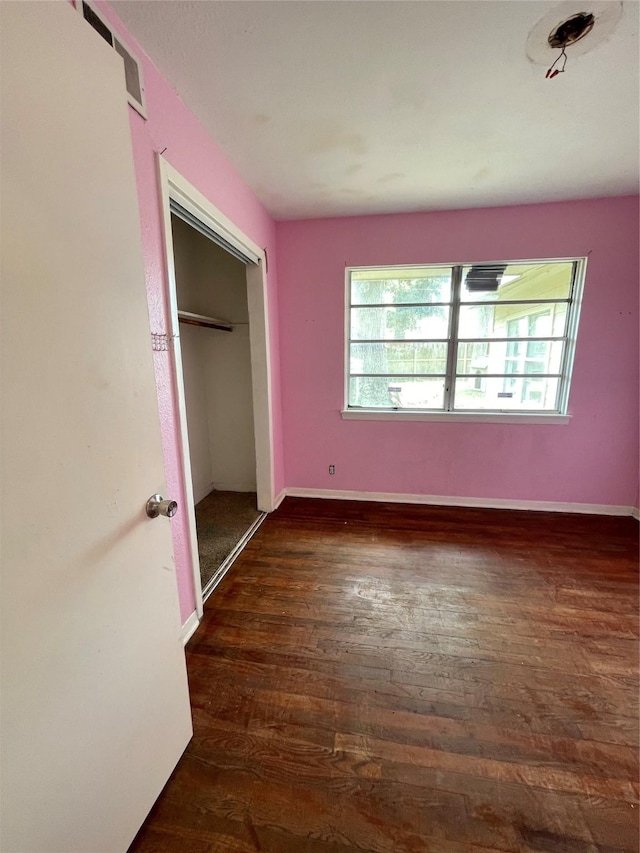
[128,498,639,853]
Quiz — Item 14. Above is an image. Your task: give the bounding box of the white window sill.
[340,409,571,425]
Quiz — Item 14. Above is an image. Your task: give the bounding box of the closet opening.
[159,160,275,623]
[170,210,266,601]
[159,159,275,625]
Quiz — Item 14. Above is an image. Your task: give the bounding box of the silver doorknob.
[146,494,178,519]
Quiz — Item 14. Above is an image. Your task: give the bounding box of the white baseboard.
[283,487,636,517]
[181,610,200,646]
[632,507,640,521]
[193,482,215,505]
[213,481,258,493]
[272,489,286,511]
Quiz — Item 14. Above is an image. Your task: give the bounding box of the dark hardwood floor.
[129,498,639,853]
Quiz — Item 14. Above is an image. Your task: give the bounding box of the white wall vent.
[76,0,147,118]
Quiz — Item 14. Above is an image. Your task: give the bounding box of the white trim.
[284,487,636,517]
[164,163,261,264]
[212,481,259,493]
[343,267,351,412]
[632,507,640,521]
[181,611,200,646]
[157,157,276,620]
[341,409,571,424]
[344,258,585,418]
[348,257,588,272]
[246,259,276,513]
[273,489,287,510]
[192,481,215,506]
[557,257,586,413]
[157,160,203,620]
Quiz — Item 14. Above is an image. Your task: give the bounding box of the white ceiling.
[114,0,639,220]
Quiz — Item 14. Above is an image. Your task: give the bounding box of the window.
[345,259,585,417]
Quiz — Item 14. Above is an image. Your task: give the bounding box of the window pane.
[461,262,573,302]
[454,376,560,411]
[350,306,450,340]
[458,304,567,339]
[351,268,451,304]
[456,340,563,374]
[351,342,448,375]
[349,376,445,409]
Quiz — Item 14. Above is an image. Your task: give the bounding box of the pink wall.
[74,3,639,629]
[277,197,639,508]
[97,2,284,622]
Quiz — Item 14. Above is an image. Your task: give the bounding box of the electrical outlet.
[329,464,335,475]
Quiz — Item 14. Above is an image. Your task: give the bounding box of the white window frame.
[342,257,586,424]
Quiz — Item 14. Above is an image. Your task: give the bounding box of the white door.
[0,4,193,852]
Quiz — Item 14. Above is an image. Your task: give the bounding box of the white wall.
[179,325,215,502]
[202,324,257,491]
[171,216,257,498]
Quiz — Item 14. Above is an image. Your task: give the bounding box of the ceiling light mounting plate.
[526,1,623,66]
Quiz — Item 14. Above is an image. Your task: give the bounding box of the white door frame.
[158,157,275,619]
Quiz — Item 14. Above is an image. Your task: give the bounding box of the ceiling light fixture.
[546,12,595,78]
[526,2,623,79]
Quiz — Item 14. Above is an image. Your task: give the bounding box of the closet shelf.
[177,310,233,332]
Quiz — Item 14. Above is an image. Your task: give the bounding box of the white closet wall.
[202,325,257,492]
[179,326,215,502]
[171,216,257,502]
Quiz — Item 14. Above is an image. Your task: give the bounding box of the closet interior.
[171,213,263,598]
